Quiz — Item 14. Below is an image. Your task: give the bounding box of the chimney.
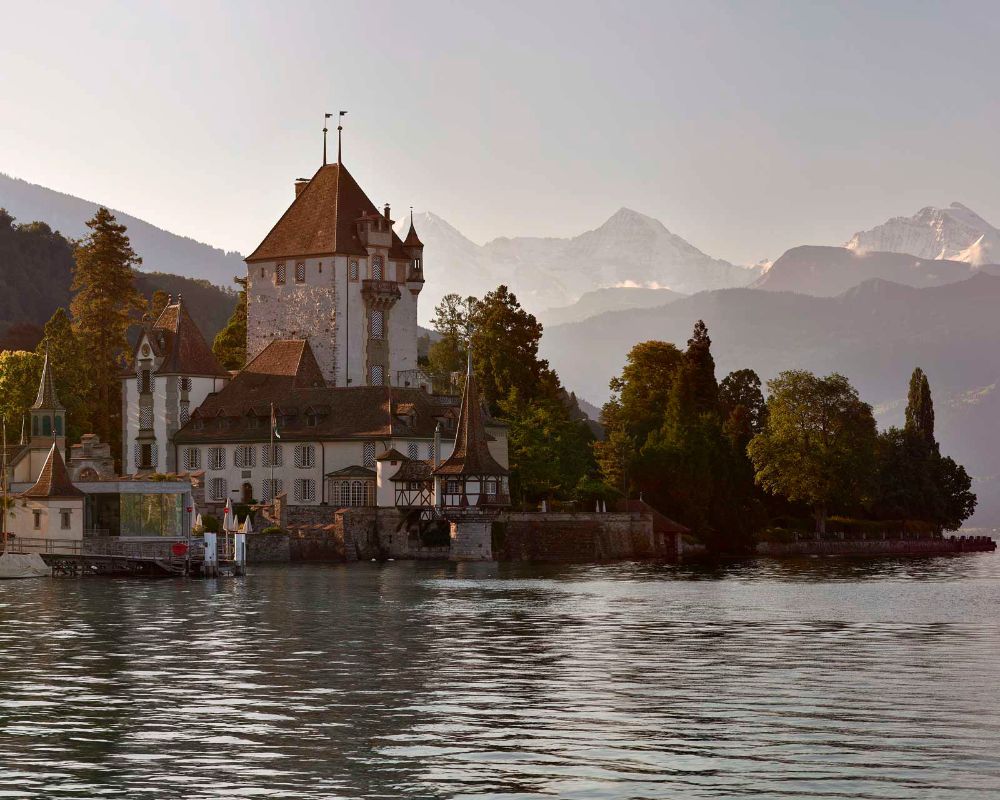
[295,178,310,198]
[433,422,441,468]
[383,203,391,221]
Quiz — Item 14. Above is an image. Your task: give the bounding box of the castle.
[120,141,509,522]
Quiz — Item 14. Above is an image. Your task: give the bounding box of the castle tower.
[244,157,422,388]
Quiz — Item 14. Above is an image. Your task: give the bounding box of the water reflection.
[0,555,998,798]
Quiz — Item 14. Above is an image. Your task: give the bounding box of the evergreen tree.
[212,286,247,370]
[36,308,92,442]
[0,350,43,434]
[904,367,936,452]
[684,320,719,415]
[468,285,550,414]
[70,208,146,460]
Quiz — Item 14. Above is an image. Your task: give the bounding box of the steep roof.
[142,298,228,377]
[246,162,408,262]
[403,218,423,248]
[33,352,63,410]
[433,365,507,477]
[21,443,84,499]
[174,340,459,444]
[242,339,326,387]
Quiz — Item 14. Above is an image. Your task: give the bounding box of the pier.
[4,535,246,577]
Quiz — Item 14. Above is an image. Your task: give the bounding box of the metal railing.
[6,536,206,561]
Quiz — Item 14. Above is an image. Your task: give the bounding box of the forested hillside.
[0,209,236,344]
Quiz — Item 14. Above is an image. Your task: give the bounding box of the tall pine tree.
[70,208,145,465]
[904,367,936,452]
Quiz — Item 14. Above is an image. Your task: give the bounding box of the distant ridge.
[0,172,245,287]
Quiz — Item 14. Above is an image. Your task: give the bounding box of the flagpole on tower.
[323,113,332,165]
[337,110,347,164]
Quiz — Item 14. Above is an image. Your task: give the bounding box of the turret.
[403,210,425,288]
[30,351,66,449]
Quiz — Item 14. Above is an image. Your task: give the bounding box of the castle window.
[183,448,201,471]
[261,479,283,503]
[33,510,41,530]
[139,369,152,394]
[295,262,306,283]
[349,260,359,281]
[180,401,190,426]
[210,478,228,501]
[262,444,283,468]
[235,445,256,469]
[294,444,315,468]
[369,365,384,386]
[371,255,384,281]
[139,406,153,431]
[407,442,419,460]
[54,416,63,436]
[370,309,384,340]
[42,416,52,436]
[60,510,71,530]
[275,263,286,285]
[180,377,193,393]
[363,441,376,468]
[413,257,422,272]
[294,479,316,502]
[209,447,226,471]
[260,267,264,278]
[427,442,434,460]
[139,443,154,470]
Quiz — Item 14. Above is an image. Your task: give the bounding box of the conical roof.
[21,443,83,499]
[433,361,507,477]
[32,352,63,411]
[403,216,423,248]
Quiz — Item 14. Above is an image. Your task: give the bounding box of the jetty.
[4,534,246,577]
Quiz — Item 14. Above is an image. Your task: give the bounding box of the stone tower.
[244,156,424,388]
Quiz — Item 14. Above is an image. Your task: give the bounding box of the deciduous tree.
[212,286,247,370]
[748,370,878,535]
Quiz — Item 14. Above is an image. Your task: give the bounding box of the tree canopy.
[212,286,247,371]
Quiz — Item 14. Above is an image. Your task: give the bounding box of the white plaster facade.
[9,497,84,542]
[246,252,422,388]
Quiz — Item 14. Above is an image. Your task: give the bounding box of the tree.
[212,286,247,370]
[720,369,767,433]
[37,308,92,442]
[431,293,476,344]
[748,371,878,535]
[873,369,975,531]
[468,285,550,413]
[684,320,719,415]
[904,367,936,451]
[609,340,684,443]
[0,350,43,436]
[70,207,146,460]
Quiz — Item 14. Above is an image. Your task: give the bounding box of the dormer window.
[275,263,286,285]
[295,262,306,283]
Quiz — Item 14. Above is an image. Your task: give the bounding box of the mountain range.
[0,173,245,286]
[397,208,759,318]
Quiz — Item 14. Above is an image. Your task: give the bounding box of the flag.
[271,403,281,440]
[325,112,332,119]
[339,110,347,117]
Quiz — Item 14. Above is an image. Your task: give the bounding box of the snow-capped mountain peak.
[846,203,1000,266]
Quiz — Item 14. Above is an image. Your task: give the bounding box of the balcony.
[361,279,401,309]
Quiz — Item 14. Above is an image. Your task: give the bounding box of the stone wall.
[497,512,677,562]
[247,531,291,563]
[757,536,996,557]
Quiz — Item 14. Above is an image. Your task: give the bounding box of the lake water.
[1,554,999,799]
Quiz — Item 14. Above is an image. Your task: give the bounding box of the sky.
[2,0,999,265]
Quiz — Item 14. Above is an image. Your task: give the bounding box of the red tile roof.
[135,298,228,377]
[174,340,459,443]
[246,163,408,262]
[21,444,84,499]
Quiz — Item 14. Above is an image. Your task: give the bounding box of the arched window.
[340,481,351,506]
[42,416,51,436]
[54,416,63,436]
[351,481,363,506]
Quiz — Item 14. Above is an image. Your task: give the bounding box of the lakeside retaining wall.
[496,512,680,562]
[756,536,995,557]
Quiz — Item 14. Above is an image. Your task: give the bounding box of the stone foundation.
[450,520,493,561]
[497,512,679,562]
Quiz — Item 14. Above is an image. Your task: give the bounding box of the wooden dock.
[5,535,245,577]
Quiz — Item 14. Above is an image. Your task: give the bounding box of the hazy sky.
[3,0,999,265]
